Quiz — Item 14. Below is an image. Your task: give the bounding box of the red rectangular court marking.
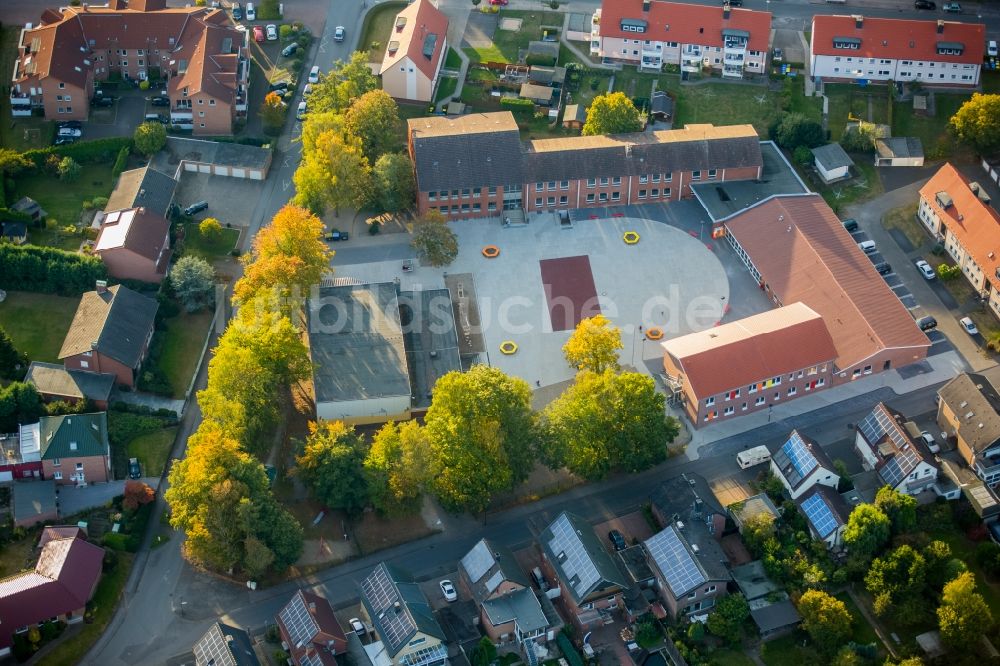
[539,255,601,332]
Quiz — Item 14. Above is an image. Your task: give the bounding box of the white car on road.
[960,316,979,336]
[439,579,457,602]
[915,259,936,280]
[308,65,320,84]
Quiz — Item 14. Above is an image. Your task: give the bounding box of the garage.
[0,471,12,482]
[249,169,263,180]
[214,165,230,176]
[184,162,199,172]
[232,168,246,178]
[198,164,211,174]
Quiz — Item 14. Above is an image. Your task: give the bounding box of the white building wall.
[770,460,840,500]
[316,395,410,425]
[810,53,980,86]
[816,162,848,183]
[899,460,938,495]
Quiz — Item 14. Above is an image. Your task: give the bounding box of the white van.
[245,2,255,20]
[737,445,772,469]
[858,240,877,254]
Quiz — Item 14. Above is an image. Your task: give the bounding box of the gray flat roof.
[154,136,272,173]
[308,283,411,404]
[692,141,809,222]
[811,143,854,170]
[401,289,462,409]
[13,480,57,525]
[444,274,486,357]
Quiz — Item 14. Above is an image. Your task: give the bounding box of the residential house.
[458,538,559,651]
[407,112,763,221]
[722,194,931,383]
[855,402,939,495]
[358,563,448,666]
[0,534,103,656]
[796,485,851,549]
[379,0,449,103]
[104,166,178,218]
[94,207,172,283]
[810,143,854,183]
[30,412,111,486]
[58,283,158,389]
[917,163,1000,319]
[24,361,115,410]
[193,622,260,666]
[731,561,800,639]
[770,430,840,500]
[561,103,586,129]
[537,511,629,631]
[874,137,924,167]
[937,372,1000,487]
[11,0,250,134]
[661,302,838,427]
[0,221,27,244]
[730,493,780,534]
[809,15,984,87]
[519,82,555,106]
[276,590,347,665]
[590,0,771,79]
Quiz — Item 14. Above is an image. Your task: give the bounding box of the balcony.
[724,53,745,64]
[975,459,1000,485]
[170,111,193,121]
[724,40,748,52]
[9,93,31,106]
[722,65,744,79]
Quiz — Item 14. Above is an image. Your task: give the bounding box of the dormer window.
[620,18,647,33]
[833,37,861,50]
[936,42,964,56]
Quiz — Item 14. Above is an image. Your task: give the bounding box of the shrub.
[22,137,132,167]
[138,80,150,90]
[793,145,813,165]
[500,97,535,114]
[91,196,109,209]
[58,156,82,181]
[112,145,130,177]
[0,244,106,295]
[102,532,128,551]
[279,24,295,41]
[937,263,962,280]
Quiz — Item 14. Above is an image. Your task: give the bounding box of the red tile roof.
[724,195,931,371]
[811,15,985,63]
[380,0,450,80]
[599,0,771,53]
[661,303,837,398]
[37,526,86,549]
[0,536,103,649]
[920,162,1000,282]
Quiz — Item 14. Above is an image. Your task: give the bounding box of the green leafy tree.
[582,92,643,136]
[199,217,223,241]
[874,486,918,536]
[0,148,32,178]
[411,209,458,267]
[740,511,776,556]
[57,156,81,182]
[0,382,44,432]
[296,421,370,515]
[373,152,416,213]
[424,365,536,513]
[470,637,497,666]
[293,128,372,216]
[770,112,825,150]
[843,503,891,563]
[260,91,287,134]
[133,121,167,156]
[364,420,429,516]
[170,255,215,313]
[949,93,1000,153]
[937,571,993,647]
[687,621,705,642]
[307,52,380,115]
[562,314,622,373]
[543,370,677,480]
[706,593,749,644]
[0,326,29,380]
[344,90,401,164]
[797,589,852,655]
[925,539,966,592]
[865,545,928,625]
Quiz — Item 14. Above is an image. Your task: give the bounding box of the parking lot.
[171,173,263,228]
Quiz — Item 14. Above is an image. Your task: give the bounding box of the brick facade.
[42,455,111,485]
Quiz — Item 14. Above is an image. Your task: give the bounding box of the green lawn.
[882,204,926,249]
[464,10,562,64]
[0,26,54,152]
[358,0,407,65]
[836,592,881,648]
[444,47,462,70]
[0,291,80,363]
[156,310,214,398]
[708,649,756,666]
[182,223,239,260]
[434,77,458,104]
[127,427,177,478]
[824,84,891,141]
[38,553,133,666]
[892,93,971,160]
[14,164,116,229]
[761,631,819,666]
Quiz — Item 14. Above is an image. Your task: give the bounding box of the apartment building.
[11,0,249,134]
[918,163,1000,319]
[937,373,1000,487]
[407,112,763,221]
[590,0,771,79]
[810,15,984,87]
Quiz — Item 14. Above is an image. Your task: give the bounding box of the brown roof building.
[10,0,249,134]
[94,207,172,283]
[276,590,347,665]
[662,303,838,426]
[723,194,930,379]
[379,0,450,103]
[937,372,1000,487]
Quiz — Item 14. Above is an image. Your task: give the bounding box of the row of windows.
[429,187,484,201]
[831,57,974,69]
[535,196,570,207]
[536,181,570,191]
[436,203,498,215]
[703,382,827,420]
[834,67,974,81]
[704,368,827,406]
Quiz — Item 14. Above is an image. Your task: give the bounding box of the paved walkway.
[59,477,160,517]
[846,586,900,660]
[110,389,184,417]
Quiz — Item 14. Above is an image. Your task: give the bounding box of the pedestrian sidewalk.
[110,388,184,417]
[684,349,968,459]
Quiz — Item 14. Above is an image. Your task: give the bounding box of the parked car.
[920,431,941,453]
[184,201,209,216]
[253,25,265,43]
[914,0,936,8]
[608,530,627,551]
[296,100,308,120]
[943,2,961,12]
[281,42,298,57]
[266,24,278,41]
[439,580,457,602]
[875,261,892,275]
[268,80,290,92]
[772,47,783,62]
[348,618,366,636]
[916,315,937,331]
[144,113,168,124]
[490,0,509,5]
[325,230,349,241]
[232,1,242,20]
[842,218,859,232]
[308,65,321,84]
[54,136,78,146]
[727,0,743,5]
[303,83,313,96]
[58,120,83,130]
[246,2,256,20]
[91,95,115,107]
[334,25,346,42]
[150,95,170,106]
[858,240,877,254]
[915,259,936,280]
[128,457,141,480]
[57,127,82,138]
[960,316,979,335]
[990,41,999,57]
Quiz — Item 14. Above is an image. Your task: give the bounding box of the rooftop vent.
[853,15,863,29]
[691,544,700,553]
[937,20,945,34]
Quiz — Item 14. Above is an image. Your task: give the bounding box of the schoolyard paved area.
[59,477,160,517]
[337,209,735,388]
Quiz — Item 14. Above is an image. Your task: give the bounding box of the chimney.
[96,279,108,293]
[854,15,863,29]
[642,0,650,12]
[723,3,730,19]
[937,19,944,34]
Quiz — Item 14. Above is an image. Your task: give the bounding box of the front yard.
[154,310,214,399]
[127,427,178,479]
[0,291,80,363]
[181,222,240,261]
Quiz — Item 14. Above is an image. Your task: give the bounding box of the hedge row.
[0,243,107,295]
[500,97,536,114]
[21,137,133,168]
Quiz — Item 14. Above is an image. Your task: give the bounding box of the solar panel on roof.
[193,624,237,666]
[460,539,495,584]
[360,564,418,653]
[547,514,600,598]
[279,592,319,650]
[776,432,818,487]
[801,492,840,539]
[858,405,921,487]
[645,526,706,597]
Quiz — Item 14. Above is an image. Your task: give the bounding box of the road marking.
[283,180,291,191]
[283,157,291,167]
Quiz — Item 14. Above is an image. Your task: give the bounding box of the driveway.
[172,173,263,229]
[59,478,159,517]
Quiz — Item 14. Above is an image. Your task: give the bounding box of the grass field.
[359,0,407,64]
[882,204,926,249]
[463,10,562,64]
[182,222,240,260]
[892,93,971,159]
[761,631,817,666]
[444,47,462,70]
[156,310,213,398]
[0,26,54,151]
[0,533,37,579]
[14,164,115,229]
[708,649,756,666]
[0,291,80,363]
[435,77,458,104]
[127,427,177,478]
